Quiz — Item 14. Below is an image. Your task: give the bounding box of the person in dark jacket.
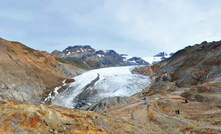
[184,98,188,103]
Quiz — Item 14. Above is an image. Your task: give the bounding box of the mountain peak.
[143,52,172,65]
[63,45,95,54]
[52,45,149,68]
[154,52,169,57]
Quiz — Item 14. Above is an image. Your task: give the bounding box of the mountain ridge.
[52,45,150,69]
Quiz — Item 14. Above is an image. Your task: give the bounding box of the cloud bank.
[0,0,221,56]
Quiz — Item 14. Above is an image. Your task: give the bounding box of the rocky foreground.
[0,101,145,134]
[1,95,221,134]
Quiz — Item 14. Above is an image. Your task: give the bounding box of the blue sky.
[0,0,221,56]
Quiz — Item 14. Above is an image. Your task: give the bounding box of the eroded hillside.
[0,38,84,103]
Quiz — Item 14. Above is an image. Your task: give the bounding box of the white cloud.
[104,0,221,52]
[0,0,221,56]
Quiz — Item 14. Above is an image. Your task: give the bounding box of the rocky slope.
[0,38,84,104]
[133,41,221,93]
[128,40,221,133]
[52,45,149,69]
[147,41,221,88]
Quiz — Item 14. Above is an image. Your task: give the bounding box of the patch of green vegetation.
[22,45,44,57]
[8,53,13,60]
[7,48,17,55]
[36,53,45,57]
[10,41,44,58]
[184,45,199,53]
[55,57,71,64]
[11,41,22,44]
[170,45,201,61]
[72,61,90,69]
[86,60,100,69]
[11,41,35,54]
[55,57,89,69]
[23,46,35,54]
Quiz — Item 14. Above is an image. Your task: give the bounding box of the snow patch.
[97,54,104,58]
[122,55,133,60]
[67,52,71,55]
[129,60,136,63]
[122,55,133,62]
[143,57,162,64]
[44,79,68,103]
[103,50,108,53]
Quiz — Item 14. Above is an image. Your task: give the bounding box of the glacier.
[52,66,150,109]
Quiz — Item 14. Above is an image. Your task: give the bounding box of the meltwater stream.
[52,66,150,109]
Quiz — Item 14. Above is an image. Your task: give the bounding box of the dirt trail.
[102,95,221,134]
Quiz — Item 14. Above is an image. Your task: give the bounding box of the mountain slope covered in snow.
[143,52,173,64]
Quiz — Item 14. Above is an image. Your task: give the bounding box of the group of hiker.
[144,96,189,115]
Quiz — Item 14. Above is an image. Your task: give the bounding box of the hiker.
[144,97,148,105]
[184,98,188,103]
[175,110,180,115]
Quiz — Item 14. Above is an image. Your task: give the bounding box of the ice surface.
[52,66,150,108]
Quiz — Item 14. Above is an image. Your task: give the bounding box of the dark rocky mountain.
[127,57,148,65]
[153,52,174,60]
[154,52,169,57]
[52,45,149,69]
